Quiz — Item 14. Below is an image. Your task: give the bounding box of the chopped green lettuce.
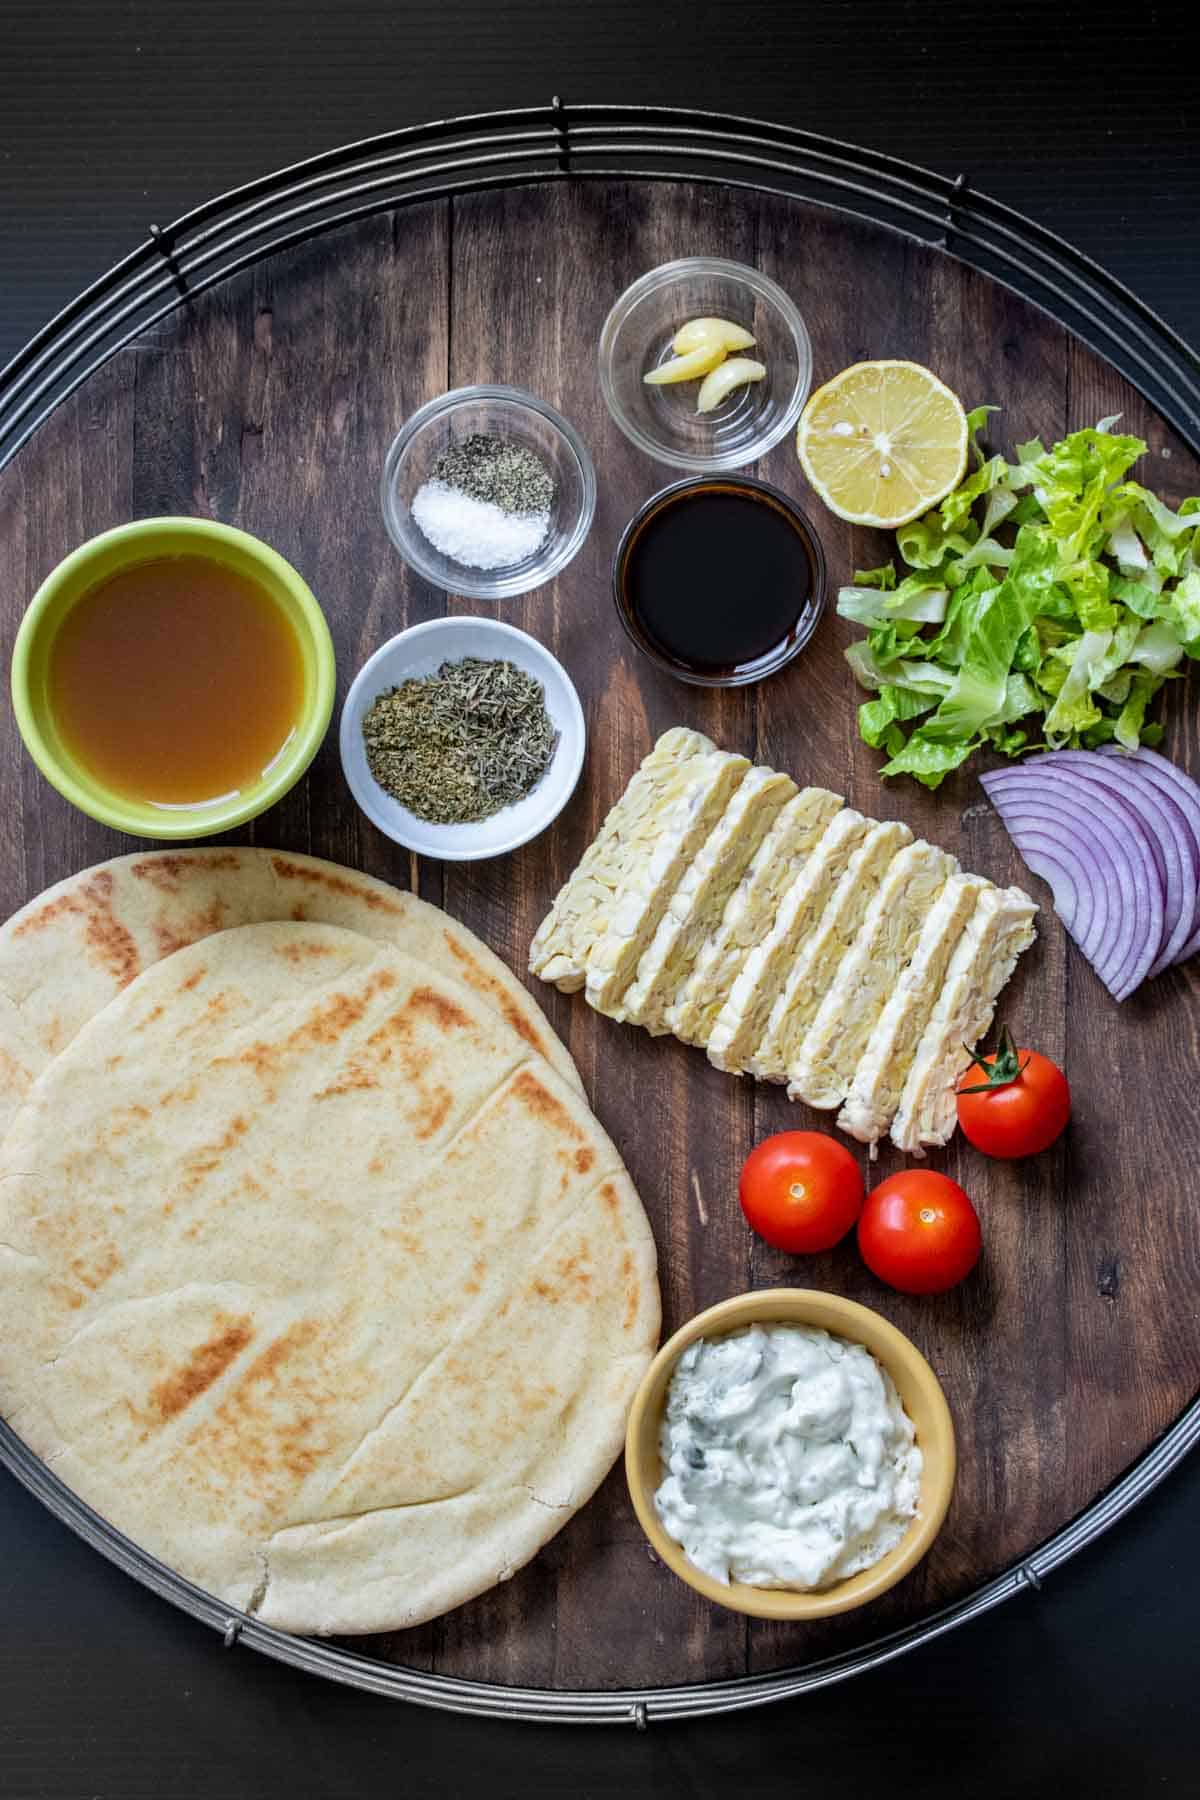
[838,418,1200,786]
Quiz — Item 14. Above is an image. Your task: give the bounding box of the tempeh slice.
[665,786,844,1046]
[583,751,752,1016]
[744,820,913,1082]
[785,841,955,1107]
[838,874,990,1144]
[529,727,713,991]
[890,884,1038,1154]
[616,767,797,1031]
[706,808,878,1074]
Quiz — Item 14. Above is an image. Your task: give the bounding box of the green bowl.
[11,518,336,840]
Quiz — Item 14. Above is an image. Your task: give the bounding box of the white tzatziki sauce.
[654,1323,923,1590]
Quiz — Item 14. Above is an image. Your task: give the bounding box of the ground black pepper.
[431,435,556,516]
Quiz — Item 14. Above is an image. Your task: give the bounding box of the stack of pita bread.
[0,850,659,1635]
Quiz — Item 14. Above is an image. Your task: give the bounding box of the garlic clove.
[672,317,757,356]
[643,341,728,386]
[695,357,768,414]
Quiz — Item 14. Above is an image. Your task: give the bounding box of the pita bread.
[0,848,580,1134]
[0,921,658,1635]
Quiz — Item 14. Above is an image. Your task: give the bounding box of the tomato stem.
[957,1022,1030,1094]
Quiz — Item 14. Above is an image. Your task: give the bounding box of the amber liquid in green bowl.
[49,555,306,806]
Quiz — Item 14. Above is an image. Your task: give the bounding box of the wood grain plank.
[0,353,138,909]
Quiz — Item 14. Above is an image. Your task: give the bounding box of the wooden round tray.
[2,164,1199,1714]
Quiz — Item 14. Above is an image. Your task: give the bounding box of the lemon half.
[796,361,968,527]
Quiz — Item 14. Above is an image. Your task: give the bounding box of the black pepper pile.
[362,656,559,825]
[431,435,556,516]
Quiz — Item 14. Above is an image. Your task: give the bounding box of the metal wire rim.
[2,101,1199,1723]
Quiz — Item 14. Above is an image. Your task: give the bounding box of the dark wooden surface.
[2,178,1198,1699]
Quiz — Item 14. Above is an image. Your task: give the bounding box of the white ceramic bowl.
[339,616,586,861]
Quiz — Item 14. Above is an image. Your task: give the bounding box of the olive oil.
[616,478,823,684]
[50,555,305,806]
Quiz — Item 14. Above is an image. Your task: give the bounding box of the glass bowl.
[598,257,813,473]
[612,475,827,688]
[381,386,596,600]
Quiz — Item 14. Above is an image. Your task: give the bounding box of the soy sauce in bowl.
[613,476,826,687]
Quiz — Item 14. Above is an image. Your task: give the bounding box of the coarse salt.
[411,479,551,571]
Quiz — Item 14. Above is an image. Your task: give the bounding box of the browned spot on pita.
[511,1069,583,1141]
[550,1252,593,1301]
[131,852,242,892]
[0,1047,32,1103]
[621,1253,637,1330]
[600,1183,619,1217]
[315,1064,380,1099]
[414,1085,452,1139]
[275,938,339,964]
[49,1281,83,1312]
[367,1155,385,1176]
[463,1255,486,1296]
[150,1316,254,1421]
[153,900,226,961]
[178,1115,250,1192]
[468,1214,485,1239]
[13,871,140,990]
[104,1053,124,1073]
[68,1242,120,1293]
[441,931,544,1052]
[236,1041,279,1082]
[511,1375,555,1412]
[184,991,231,1030]
[196,1316,345,1493]
[282,971,397,1053]
[270,856,403,916]
[179,966,206,992]
[408,985,472,1033]
[574,1147,595,1176]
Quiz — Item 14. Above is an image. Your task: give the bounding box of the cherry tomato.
[857,1170,981,1295]
[955,1027,1070,1159]
[739,1131,865,1254]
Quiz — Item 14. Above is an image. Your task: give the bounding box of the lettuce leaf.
[838,416,1198,785]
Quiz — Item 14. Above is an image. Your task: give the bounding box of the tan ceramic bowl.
[624,1288,956,1621]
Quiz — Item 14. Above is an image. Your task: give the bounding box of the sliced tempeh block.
[706,808,877,1074]
[838,873,991,1144]
[890,884,1038,1154]
[785,841,955,1107]
[615,766,798,1031]
[665,785,844,1047]
[745,820,914,1082]
[530,726,713,991]
[584,751,752,1016]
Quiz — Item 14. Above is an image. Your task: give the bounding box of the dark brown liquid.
[619,482,817,678]
[50,555,306,805]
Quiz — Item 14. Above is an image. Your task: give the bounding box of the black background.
[2,2,1198,1795]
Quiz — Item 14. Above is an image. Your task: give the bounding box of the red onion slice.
[1099,746,1200,968]
[982,761,1164,1000]
[979,802,1104,956]
[1033,749,1191,978]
